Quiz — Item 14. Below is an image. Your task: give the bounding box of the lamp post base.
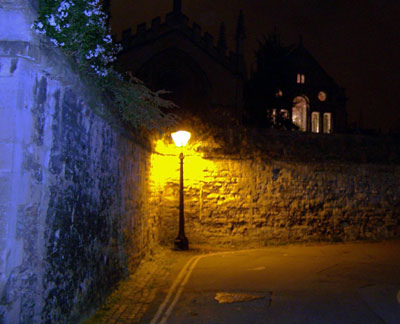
[174,235,189,250]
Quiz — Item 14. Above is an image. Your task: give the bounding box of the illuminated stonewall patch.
[215,292,264,304]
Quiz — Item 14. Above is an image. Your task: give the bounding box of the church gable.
[246,33,347,133]
[287,45,343,96]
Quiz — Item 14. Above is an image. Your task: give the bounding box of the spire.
[173,0,182,13]
[218,22,227,52]
[298,34,303,47]
[234,10,247,78]
[235,10,245,56]
[273,25,280,46]
[235,10,245,41]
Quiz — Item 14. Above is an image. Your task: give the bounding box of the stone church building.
[116,0,246,126]
[246,30,347,133]
[115,0,346,132]
[287,43,347,133]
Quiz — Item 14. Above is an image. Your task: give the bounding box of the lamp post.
[171,130,191,250]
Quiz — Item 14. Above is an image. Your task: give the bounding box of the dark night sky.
[111,0,400,132]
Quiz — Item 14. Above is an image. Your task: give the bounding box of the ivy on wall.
[32,0,176,130]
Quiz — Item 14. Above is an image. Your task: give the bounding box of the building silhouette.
[246,30,347,133]
[115,1,346,132]
[116,0,246,127]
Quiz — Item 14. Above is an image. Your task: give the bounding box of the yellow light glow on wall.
[150,137,217,188]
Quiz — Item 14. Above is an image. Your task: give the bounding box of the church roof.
[118,1,246,76]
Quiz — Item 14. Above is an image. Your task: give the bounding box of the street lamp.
[171,130,191,250]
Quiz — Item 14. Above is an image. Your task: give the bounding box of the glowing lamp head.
[171,131,191,148]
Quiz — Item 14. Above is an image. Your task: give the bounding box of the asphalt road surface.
[147,241,400,324]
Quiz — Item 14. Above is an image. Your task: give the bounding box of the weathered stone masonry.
[152,133,400,247]
[0,1,399,324]
[0,1,158,323]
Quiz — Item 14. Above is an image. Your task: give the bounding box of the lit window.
[296,73,305,84]
[271,108,277,123]
[311,112,320,133]
[292,96,308,131]
[318,91,327,101]
[323,112,332,133]
[280,109,288,118]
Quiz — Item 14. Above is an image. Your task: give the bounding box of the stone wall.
[1,1,400,323]
[151,130,400,248]
[0,1,158,323]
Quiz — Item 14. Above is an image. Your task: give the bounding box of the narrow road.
[146,241,400,324]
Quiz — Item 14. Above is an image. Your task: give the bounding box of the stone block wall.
[0,1,158,323]
[1,1,399,323]
[151,132,400,248]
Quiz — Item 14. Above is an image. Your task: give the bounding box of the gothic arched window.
[323,112,332,133]
[292,96,309,131]
[311,112,320,133]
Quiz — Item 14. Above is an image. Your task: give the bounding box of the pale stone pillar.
[0,1,44,323]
